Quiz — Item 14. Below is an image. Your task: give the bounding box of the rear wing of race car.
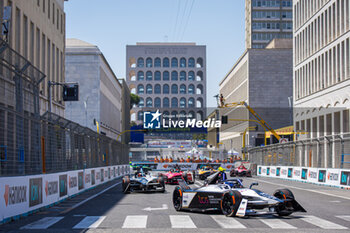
[178,179,192,191]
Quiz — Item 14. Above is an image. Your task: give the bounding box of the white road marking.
[73,216,106,229]
[336,215,350,222]
[330,201,341,203]
[21,217,64,229]
[251,178,350,201]
[122,215,148,228]
[60,181,122,214]
[300,215,348,229]
[259,218,297,229]
[170,215,197,228]
[210,215,246,228]
[143,204,168,211]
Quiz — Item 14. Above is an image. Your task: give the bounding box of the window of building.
[171,57,178,67]
[137,84,144,94]
[188,57,195,67]
[137,71,144,80]
[163,84,169,94]
[163,98,170,107]
[180,71,186,81]
[137,58,144,67]
[171,98,178,108]
[154,97,161,108]
[138,111,144,121]
[188,71,195,81]
[155,84,161,94]
[180,57,186,67]
[188,98,195,107]
[155,71,161,80]
[146,57,152,67]
[146,84,153,94]
[188,84,195,94]
[171,84,178,94]
[146,71,152,80]
[196,58,203,68]
[163,57,169,67]
[163,71,169,80]
[171,111,178,120]
[154,57,161,67]
[180,98,186,108]
[138,98,144,108]
[171,71,178,81]
[146,98,153,107]
[180,84,186,94]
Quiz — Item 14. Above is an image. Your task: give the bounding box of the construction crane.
[216,94,281,141]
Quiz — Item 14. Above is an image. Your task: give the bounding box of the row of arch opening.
[129,57,204,68]
[135,97,204,108]
[129,70,204,81]
[130,84,204,95]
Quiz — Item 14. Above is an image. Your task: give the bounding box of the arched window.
[163,84,169,94]
[197,111,204,120]
[146,57,152,67]
[138,98,144,108]
[196,71,203,81]
[180,84,186,94]
[146,71,152,81]
[137,58,144,67]
[163,57,169,67]
[188,98,195,107]
[146,84,153,94]
[180,57,186,67]
[163,111,170,119]
[163,71,169,80]
[155,71,161,80]
[180,71,186,81]
[180,98,186,108]
[137,71,144,81]
[171,111,178,120]
[154,57,161,67]
[179,111,186,120]
[196,84,203,94]
[146,98,152,107]
[188,111,195,119]
[196,98,203,108]
[188,84,195,94]
[171,58,178,67]
[154,84,161,94]
[137,84,144,94]
[138,111,144,120]
[154,97,161,108]
[188,71,195,81]
[188,57,195,67]
[171,84,178,94]
[163,98,170,107]
[171,98,178,108]
[196,57,203,68]
[171,71,178,81]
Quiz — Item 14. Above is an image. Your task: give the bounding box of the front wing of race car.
[122,176,165,193]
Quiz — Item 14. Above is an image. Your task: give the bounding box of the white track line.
[251,178,350,201]
[73,216,106,229]
[210,215,246,228]
[122,215,148,228]
[60,181,122,214]
[336,215,350,222]
[300,215,348,229]
[170,215,197,228]
[21,217,64,229]
[259,218,297,229]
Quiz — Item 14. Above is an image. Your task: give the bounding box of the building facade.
[219,40,293,158]
[126,43,207,129]
[0,0,66,116]
[245,0,293,49]
[293,0,350,166]
[65,39,129,141]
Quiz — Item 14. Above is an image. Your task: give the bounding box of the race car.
[197,165,218,180]
[160,169,195,184]
[230,164,252,177]
[173,172,306,217]
[122,166,165,193]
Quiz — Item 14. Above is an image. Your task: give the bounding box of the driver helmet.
[218,167,226,172]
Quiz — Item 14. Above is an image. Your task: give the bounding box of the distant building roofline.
[135,42,196,46]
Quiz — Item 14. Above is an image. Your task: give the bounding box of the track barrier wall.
[0,164,131,223]
[257,165,350,189]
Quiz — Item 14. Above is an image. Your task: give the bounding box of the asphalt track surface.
[1,175,350,233]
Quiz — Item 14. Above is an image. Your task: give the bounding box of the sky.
[65,0,246,108]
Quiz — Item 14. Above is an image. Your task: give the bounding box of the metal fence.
[248,133,350,169]
[0,38,129,176]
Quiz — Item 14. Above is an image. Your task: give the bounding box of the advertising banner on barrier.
[340,170,350,187]
[280,167,288,178]
[326,169,341,186]
[293,167,302,180]
[308,168,318,183]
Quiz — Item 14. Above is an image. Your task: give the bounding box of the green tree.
[130,93,140,109]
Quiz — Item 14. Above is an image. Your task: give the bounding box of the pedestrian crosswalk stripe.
[122,215,148,228]
[21,217,64,229]
[336,216,350,222]
[210,215,246,228]
[170,215,197,228]
[73,216,106,229]
[259,218,297,229]
[300,215,348,229]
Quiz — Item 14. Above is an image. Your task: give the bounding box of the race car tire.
[230,171,236,177]
[158,177,165,193]
[221,190,242,217]
[122,176,130,194]
[273,189,295,216]
[199,174,205,180]
[173,186,183,211]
